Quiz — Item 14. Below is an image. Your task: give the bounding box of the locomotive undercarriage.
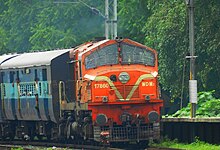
[94,122,160,143]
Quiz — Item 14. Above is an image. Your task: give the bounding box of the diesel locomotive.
[0,38,163,144]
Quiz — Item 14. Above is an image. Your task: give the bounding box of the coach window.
[16,71,20,82]
[121,43,155,66]
[42,68,47,81]
[34,69,39,81]
[85,44,118,69]
[9,71,15,83]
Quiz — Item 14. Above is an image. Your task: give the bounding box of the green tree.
[0,0,38,52]
[143,1,188,98]
[30,0,105,50]
[118,0,151,43]
[0,0,105,52]
[1,0,220,100]
[0,27,9,54]
[195,0,220,96]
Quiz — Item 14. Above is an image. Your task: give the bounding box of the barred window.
[121,43,155,66]
[19,82,36,96]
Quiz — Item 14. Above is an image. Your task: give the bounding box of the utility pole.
[186,0,197,118]
[105,0,109,39]
[113,0,117,39]
[105,0,117,39]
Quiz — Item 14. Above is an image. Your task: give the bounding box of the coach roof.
[1,49,70,69]
[0,54,18,68]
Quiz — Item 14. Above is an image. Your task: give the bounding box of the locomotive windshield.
[85,44,118,69]
[121,43,155,66]
[85,42,155,69]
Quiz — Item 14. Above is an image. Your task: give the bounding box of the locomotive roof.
[1,49,70,69]
[70,39,109,59]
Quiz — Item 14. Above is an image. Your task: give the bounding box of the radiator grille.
[115,85,139,99]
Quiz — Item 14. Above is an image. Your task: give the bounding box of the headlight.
[96,114,108,126]
[118,72,130,83]
[148,111,159,123]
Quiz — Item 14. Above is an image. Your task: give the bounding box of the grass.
[150,138,220,150]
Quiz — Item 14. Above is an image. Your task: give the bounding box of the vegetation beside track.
[165,91,220,118]
[150,138,220,150]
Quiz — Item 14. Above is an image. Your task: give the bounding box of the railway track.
[0,140,184,150]
[0,140,183,150]
[0,144,182,150]
[0,140,122,150]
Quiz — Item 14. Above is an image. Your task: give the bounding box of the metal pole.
[188,0,196,118]
[113,0,117,39]
[105,0,109,39]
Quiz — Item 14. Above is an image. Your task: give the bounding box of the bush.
[169,91,220,117]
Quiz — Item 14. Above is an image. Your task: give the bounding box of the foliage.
[195,1,220,97]
[0,0,105,52]
[143,1,188,98]
[0,1,220,100]
[169,91,220,117]
[150,137,220,150]
[118,0,151,43]
[0,27,9,54]
[11,148,23,150]
[29,0,104,51]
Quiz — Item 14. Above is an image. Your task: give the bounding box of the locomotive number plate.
[142,81,154,86]
[94,83,109,88]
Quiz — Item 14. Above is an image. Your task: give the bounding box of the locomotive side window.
[121,43,155,66]
[85,44,118,69]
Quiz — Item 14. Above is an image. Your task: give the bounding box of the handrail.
[34,81,39,109]
[59,81,66,117]
[1,83,5,117]
[17,82,21,110]
[17,82,22,118]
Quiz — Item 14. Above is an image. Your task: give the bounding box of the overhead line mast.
[185,0,197,118]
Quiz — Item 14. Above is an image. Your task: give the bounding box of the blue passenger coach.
[0,49,72,124]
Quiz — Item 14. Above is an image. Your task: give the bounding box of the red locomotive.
[70,38,163,143]
[0,38,163,145]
